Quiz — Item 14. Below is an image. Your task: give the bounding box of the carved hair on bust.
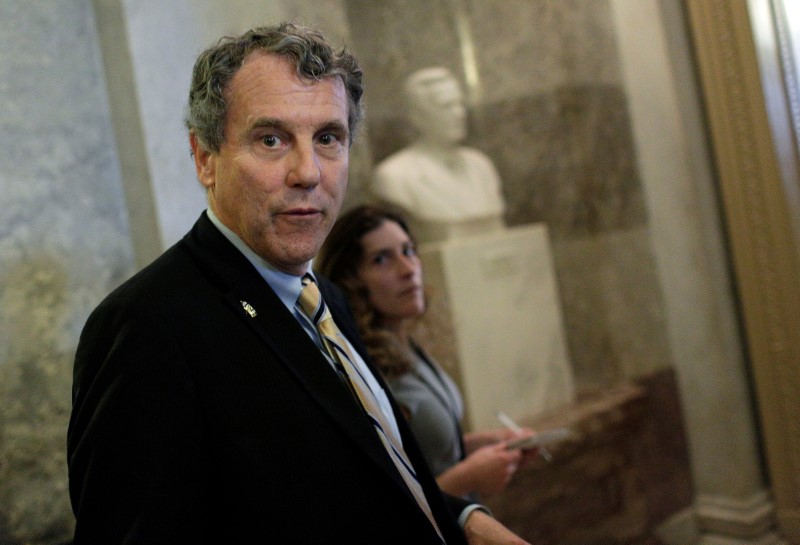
[402,67,468,146]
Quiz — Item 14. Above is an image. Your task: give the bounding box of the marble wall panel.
[552,228,672,387]
[345,0,620,120]
[476,86,647,235]
[344,0,462,118]
[464,0,621,99]
[0,1,135,543]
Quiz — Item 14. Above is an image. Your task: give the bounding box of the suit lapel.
[181,214,419,503]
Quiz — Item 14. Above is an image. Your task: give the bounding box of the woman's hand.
[461,443,522,495]
[437,428,537,497]
[464,427,534,453]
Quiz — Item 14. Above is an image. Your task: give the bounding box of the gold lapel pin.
[240,300,257,318]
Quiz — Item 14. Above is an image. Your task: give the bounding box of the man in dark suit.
[67,22,531,545]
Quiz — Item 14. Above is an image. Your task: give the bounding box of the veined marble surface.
[0,1,135,542]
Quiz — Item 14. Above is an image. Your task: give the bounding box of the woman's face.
[357,220,425,331]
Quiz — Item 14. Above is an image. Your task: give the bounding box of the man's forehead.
[226,52,348,121]
[228,51,343,99]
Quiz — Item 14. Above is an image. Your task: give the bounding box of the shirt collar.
[205,208,316,310]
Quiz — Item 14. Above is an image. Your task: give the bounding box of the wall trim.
[684,1,800,541]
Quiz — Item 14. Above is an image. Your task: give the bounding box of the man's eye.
[319,133,339,146]
[262,135,282,147]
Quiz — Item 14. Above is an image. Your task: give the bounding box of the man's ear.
[189,132,216,189]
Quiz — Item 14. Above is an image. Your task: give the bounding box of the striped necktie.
[296,275,444,542]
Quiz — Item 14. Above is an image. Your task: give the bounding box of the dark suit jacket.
[67,212,470,545]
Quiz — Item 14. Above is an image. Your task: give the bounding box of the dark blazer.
[67,212,469,545]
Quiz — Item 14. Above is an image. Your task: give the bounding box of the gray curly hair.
[185,22,364,152]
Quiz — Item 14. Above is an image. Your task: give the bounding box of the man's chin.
[279,242,323,274]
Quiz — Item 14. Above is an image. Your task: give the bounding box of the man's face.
[191,52,350,275]
[411,78,467,145]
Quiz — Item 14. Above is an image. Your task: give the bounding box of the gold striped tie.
[296,275,444,542]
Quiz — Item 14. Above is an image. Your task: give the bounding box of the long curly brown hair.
[315,204,419,378]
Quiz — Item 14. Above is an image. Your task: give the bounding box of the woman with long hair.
[316,204,530,498]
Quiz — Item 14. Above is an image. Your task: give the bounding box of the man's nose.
[286,144,321,188]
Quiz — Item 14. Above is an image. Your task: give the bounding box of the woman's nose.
[397,255,419,276]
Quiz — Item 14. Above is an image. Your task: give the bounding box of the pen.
[495,411,553,462]
[496,410,523,433]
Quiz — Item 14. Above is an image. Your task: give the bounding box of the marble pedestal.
[416,224,574,431]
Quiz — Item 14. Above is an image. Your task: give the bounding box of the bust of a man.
[372,67,506,243]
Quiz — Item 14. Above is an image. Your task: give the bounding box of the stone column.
[609,0,782,543]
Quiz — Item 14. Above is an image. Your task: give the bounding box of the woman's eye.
[403,246,417,257]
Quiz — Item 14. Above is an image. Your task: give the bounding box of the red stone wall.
[484,370,693,544]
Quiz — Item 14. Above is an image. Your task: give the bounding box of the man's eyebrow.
[249,117,285,131]
[248,118,349,138]
[318,120,348,133]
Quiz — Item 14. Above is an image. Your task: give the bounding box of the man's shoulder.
[92,241,195,311]
[99,213,233,308]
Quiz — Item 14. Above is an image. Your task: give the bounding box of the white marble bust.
[372,67,506,243]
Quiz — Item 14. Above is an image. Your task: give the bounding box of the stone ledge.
[483,382,653,545]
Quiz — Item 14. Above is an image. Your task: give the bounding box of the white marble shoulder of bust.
[374,146,431,171]
[371,154,415,207]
